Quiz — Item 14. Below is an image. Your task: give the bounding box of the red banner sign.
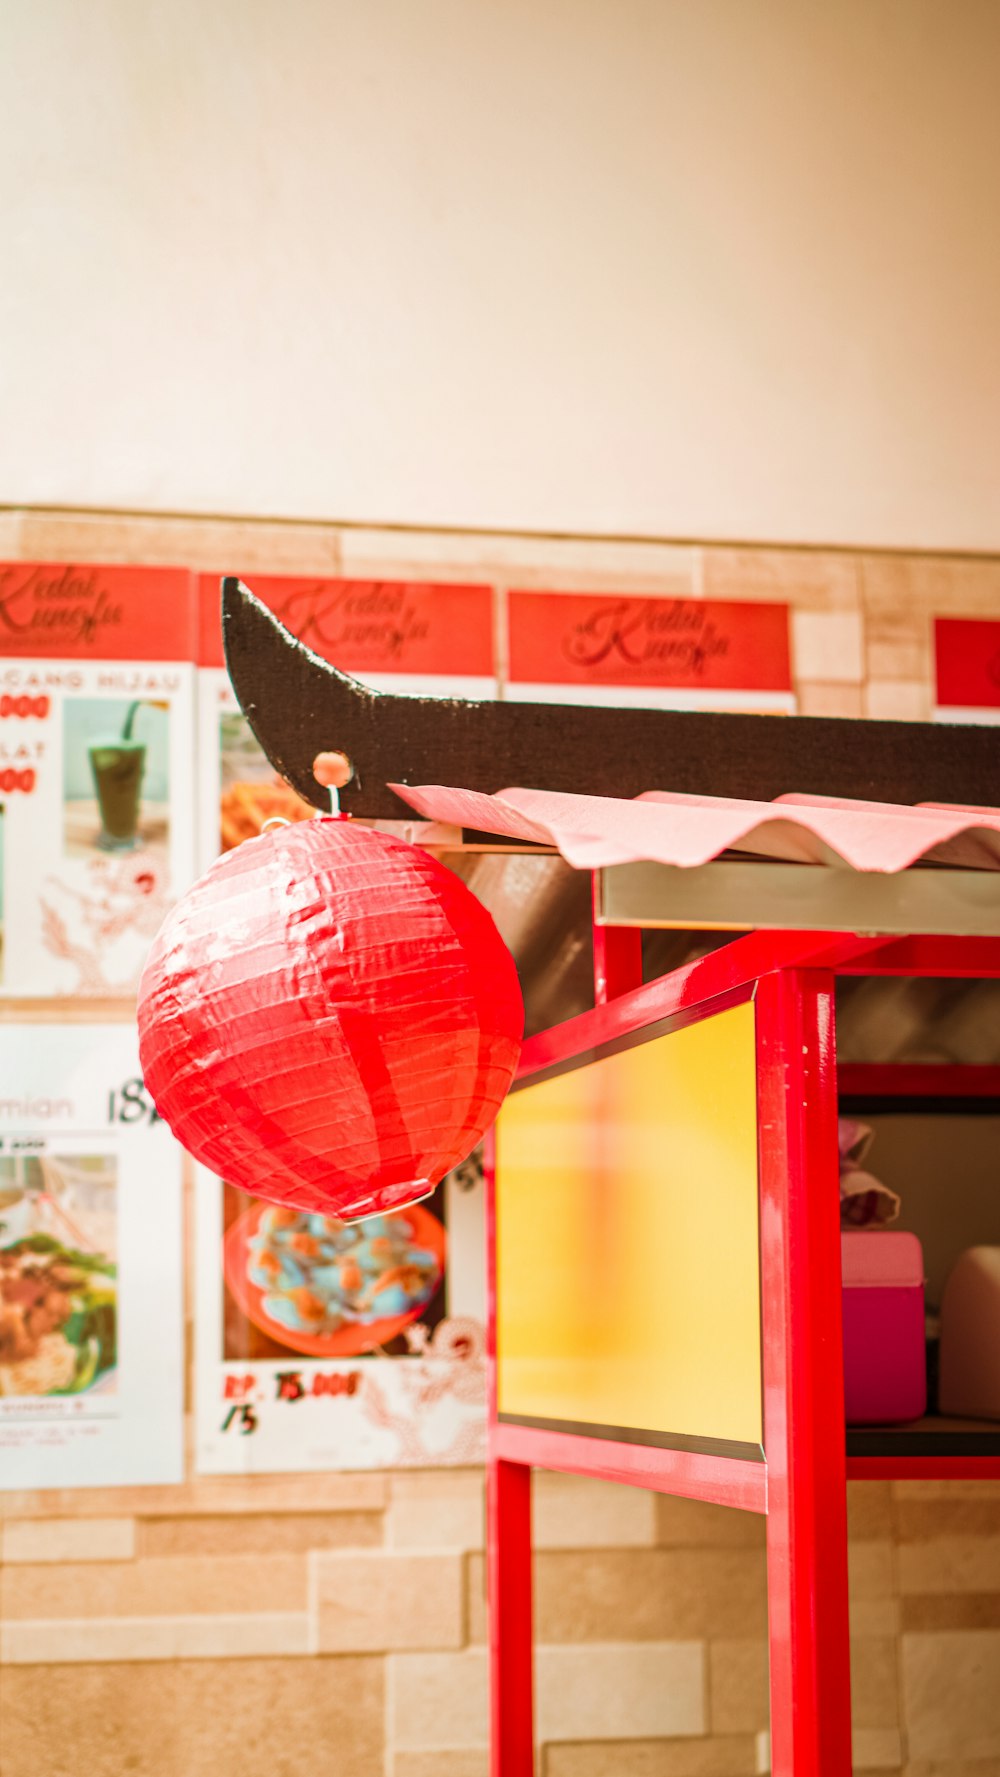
[0,564,194,660]
[507,592,791,691]
[935,618,1000,709]
[198,574,494,676]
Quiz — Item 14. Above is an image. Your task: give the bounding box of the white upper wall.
[2,0,999,550]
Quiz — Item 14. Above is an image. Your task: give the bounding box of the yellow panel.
[495,1000,761,1448]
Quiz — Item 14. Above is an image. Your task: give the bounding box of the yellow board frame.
[495,998,762,1456]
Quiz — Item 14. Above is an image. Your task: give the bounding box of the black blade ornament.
[222,577,998,822]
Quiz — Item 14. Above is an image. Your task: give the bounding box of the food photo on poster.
[0,1151,118,1404]
[0,563,196,997]
[195,1154,487,1472]
[224,1188,446,1355]
[63,696,171,859]
[0,1023,184,1489]
[217,708,312,852]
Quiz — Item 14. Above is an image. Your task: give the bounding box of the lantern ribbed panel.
[137,819,523,1218]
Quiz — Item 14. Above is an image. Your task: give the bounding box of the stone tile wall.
[6,1470,1000,1775]
[1,509,999,1775]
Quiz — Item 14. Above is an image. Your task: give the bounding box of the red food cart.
[225,578,1000,1775]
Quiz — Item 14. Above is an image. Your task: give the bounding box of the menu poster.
[195,1156,487,1473]
[934,618,1000,724]
[0,1025,184,1488]
[197,573,496,869]
[506,590,795,712]
[0,564,196,996]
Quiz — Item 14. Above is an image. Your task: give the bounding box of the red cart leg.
[487,1454,534,1776]
[484,1129,534,1776]
[757,969,852,1777]
[591,874,643,1004]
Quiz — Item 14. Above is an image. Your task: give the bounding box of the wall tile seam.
[0,1610,315,1662]
[894,1512,1000,1541]
[883,1481,909,1768]
[386,1638,708,1659]
[306,1542,320,1656]
[0,1523,139,1564]
[701,1619,714,1739]
[2,1548,312,1585]
[0,1483,393,1517]
[11,508,1000,562]
[534,1541,659,1553]
[382,1632,394,1777]
[463,1548,480,1646]
[310,1544,469,1560]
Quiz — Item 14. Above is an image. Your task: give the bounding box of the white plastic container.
[939,1246,1000,1419]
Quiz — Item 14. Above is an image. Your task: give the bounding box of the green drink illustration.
[88,701,147,852]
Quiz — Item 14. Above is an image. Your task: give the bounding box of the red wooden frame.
[487,910,1000,1775]
[591,874,643,1004]
[839,1062,1000,1100]
[757,967,852,1774]
[485,1131,534,1776]
[494,1419,765,1509]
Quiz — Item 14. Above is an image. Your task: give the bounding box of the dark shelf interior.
[847,1415,1000,1458]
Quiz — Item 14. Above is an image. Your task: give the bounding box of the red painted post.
[484,1133,534,1777]
[487,1457,534,1775]
[591,872,643,1004]
[757,967,853,1777]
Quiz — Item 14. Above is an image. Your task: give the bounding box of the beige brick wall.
[6,1470,1000,1775]
[1,509,999,1776]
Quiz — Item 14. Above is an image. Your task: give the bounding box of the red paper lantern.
[137,818,523,1219]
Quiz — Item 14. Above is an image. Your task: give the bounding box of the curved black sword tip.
[221,575,399,719]
[219,575,499,819]
[222,576,375,705]
[221,576,352,812]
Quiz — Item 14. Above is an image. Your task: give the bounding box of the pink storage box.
[841,1231,926,1423]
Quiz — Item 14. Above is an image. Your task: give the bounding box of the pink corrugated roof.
[389,784,1000,873]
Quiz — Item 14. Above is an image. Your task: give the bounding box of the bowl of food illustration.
[222,1199,446,1356]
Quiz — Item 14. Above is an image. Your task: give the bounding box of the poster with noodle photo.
[0,1024,184,1489]
[194,1154,487,1473]
[0,563,196,996]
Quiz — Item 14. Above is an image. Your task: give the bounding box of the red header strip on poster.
[935,617,1000,709]
[507,591,791,691]
[198,572,494,674]
[0,564,195,660]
